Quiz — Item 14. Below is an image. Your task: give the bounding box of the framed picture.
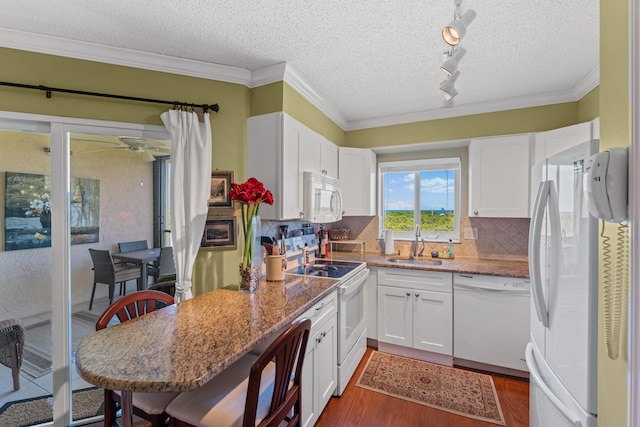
[201,216,237,249]
[209,170,234,208]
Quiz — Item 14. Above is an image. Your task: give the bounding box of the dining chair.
[166,317,312,427]
[96,290,178,427]
[0,318,25,391]
[147,246,176,284]
[88,249,142,310]
[118,240,149,253]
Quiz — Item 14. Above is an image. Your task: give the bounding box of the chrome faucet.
[412,225,423,258]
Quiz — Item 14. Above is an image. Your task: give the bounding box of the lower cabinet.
[377,268,453,356]
[298,292,337,427]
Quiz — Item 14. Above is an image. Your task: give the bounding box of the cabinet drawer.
[298,290,337,333]
[378,268,452,293]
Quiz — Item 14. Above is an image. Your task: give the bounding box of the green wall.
[0,47,250,294]
[597,0,631,425]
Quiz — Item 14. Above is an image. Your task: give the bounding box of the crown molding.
[0,28,599,133]
[0,27,252,85]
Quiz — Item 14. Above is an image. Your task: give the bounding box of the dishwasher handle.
[454,282,529,296]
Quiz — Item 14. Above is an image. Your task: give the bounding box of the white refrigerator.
[526,140,598,427]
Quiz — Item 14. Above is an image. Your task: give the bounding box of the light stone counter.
[76,274,339,393]
[331,252,530,279]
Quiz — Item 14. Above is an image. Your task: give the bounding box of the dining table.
[75,274,340,427]
[112,248,160,289]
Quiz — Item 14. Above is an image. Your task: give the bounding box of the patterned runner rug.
[0,387,104,426]
[356,351,506,425]
[22,311,101,378]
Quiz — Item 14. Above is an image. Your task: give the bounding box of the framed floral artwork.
[201,216,236,249]
[209,170,234,208]
[4,172,100,250]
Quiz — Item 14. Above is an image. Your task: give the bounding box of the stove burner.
[286,259,364,279]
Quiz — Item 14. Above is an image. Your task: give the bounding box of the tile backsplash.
[263,216,529,261]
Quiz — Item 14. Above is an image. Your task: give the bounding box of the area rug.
[356,351,506,425]
[22,311,101,378]
[0,387,104,427]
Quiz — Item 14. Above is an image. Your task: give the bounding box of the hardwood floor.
[315,347,530,427]
[94,347,529,427]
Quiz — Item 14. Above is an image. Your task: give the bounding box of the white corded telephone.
[584,146,629,360]
[584,147,629,223]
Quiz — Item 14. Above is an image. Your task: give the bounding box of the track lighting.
[439,0,475,108]
[441,47,467,76]
[442,9,476,46]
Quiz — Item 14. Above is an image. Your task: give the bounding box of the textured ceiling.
[0,0,599,129]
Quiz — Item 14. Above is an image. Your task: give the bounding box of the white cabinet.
[532,121,592,167]
[298,291,337,427]
[338,147,376,216]
[363,267,378,341]
[247,112,306,220]
[300,129,338,178]
[377,268,452,356]
[469,134,532,218]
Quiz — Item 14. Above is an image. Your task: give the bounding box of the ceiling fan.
[77,136,171,162]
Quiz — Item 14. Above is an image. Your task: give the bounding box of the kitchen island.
[76,274,339,427]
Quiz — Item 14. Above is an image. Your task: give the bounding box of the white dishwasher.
[453,273,530,374]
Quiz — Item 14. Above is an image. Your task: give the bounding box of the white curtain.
[161,110,212,302]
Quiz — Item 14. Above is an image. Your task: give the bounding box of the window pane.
[419,170,455,232]
[382,172,415,231]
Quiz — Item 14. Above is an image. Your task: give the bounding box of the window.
[153,156,172,247]
[379,157,461,242]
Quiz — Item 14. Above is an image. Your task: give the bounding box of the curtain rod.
[0,81,220,113]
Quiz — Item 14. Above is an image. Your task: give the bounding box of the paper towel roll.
[384,230,395,255]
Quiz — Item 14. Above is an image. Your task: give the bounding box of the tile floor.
[0,295,119,410]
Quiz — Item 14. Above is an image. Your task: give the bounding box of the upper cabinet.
[338,147,377,216]
[247,112,304,220]
[468,134,532,218]
[247,112,340,220]
[532,121,592,167]
[300,129,338,178]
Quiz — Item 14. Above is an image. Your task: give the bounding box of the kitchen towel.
[384,230,395,255]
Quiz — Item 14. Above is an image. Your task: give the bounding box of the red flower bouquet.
[230,177,274,273]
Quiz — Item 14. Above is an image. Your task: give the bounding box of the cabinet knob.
[406,292,411,297]
[321,331,327,338]
[299,211,304,217]
[415,293,420,297]
[473,210,479,216]
[316,337,322,344]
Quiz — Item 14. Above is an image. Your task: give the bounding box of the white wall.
[0,130,153,319]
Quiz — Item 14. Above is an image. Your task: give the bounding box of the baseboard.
[377,342,453,367]
[453,358,530,379]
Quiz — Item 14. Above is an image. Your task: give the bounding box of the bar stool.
[166,317,312,427]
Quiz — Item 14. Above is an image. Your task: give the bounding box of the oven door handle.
[339,269,369,296]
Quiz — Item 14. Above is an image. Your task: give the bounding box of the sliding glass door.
[0,112,169,427]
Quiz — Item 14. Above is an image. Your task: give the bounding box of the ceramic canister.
[265,255,287,281]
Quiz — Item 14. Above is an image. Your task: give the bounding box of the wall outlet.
[464,227,478,240]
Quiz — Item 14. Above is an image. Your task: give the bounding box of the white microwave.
[303,172,343,223]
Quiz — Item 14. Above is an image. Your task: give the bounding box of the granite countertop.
[76,274,339,393]
[330,252,530,279]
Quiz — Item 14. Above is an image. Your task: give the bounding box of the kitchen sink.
[386,256,443,265]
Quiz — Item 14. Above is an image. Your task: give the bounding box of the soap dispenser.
[447,239,454,259]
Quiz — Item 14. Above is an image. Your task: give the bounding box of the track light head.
[439,71,460,100]
[442,9,476,46]
[442,98,455,108]
[441,47,467,76]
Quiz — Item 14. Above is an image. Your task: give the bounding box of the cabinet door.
[339,147,376,216]
[321,139,338,178]
[364,267,378,340]
[315,316,337,411]
[301,337,317,427]
[300,130,323,175]
[413,290,453,355]
[282,117,303,220]
[377,285,412,346]
[469,134,531,218]
[533,122,591,167]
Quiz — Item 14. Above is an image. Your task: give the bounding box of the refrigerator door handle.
[525,343,582,427]
[529,180,550,327]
